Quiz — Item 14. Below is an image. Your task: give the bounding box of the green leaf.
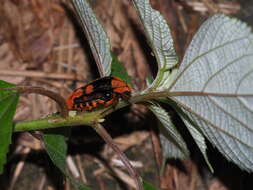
[0,80,19,174]
[170,14,253,171]
[131,0,178,90]
[72,0,112,77]
[143,181,160,190]
[111,54,132,85]
[44,135,67,170]
[148,103,189,159]
[44,134,91,190]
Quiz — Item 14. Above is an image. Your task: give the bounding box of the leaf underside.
[148,103,189,159]
[72,0,112,77]
[131,0,178,90]
[170,14,253,171]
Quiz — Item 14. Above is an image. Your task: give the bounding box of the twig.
[75,155,87,183]
[0,69,79,80]
[9,147,31,190]
[37,175,46,190]
[67,26,75,74]
[67,156,80,178]
[112,168,136,189]
[185,1,240,14]
[93,122,143,190]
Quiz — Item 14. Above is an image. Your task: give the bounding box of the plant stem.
[14,111,102,132]
[93,123,143,190]
[13,87,246,132]
[13,90,172,132]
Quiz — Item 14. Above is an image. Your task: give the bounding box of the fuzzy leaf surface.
[132,0,178,90]
[148,104,189,159]
[170,14,253,171]
[72,0,112,77]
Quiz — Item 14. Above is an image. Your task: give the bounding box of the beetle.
[66,76,131,111]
